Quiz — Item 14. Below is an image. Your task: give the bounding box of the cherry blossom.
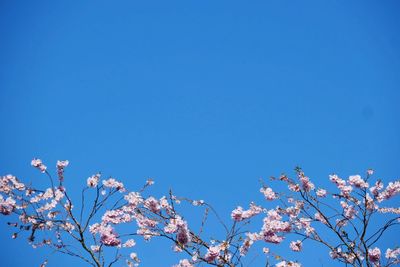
[0,160,399,267]
[31,158,47,173]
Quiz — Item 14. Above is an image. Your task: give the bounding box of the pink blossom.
[316,188,327,197]
[295,217,314,236]
[0,196,16,215]
[378,181,400,202]
[368,247,381,262]
[173,259,193,267]
[231,202,262,222]
[204,245,221,262]
[275,261,301,267]
[290,240,302,252]
[370,180,383,197]
[239,232,260,256]
[159,196,172,210]
[91,245,100,252]
[31,158,47,173]
[122,239,136,248]
[315,212,328,224]
[386,248,400,259]
[299,175,315,192]
[145,179,154,186]
[56,160,69,182]
[136,227,159,241]
[288,183,300,192]
[192,200,204,206]
[340,185,353,197]
[231,206,245,221]
[144,197,161,213]
[3,160,400,267]
[164,216,185,234]
[260,187,277,200]
[0,175,25,193]
[99,225,121,246]
[102,209,131,224]
[341,201,357,219]
[124,192,143,206]
[163,216,190,245]
[129,252,140,263]
[329,174,345,187]
[348,175,369,189]
[365,193,377,210]
[329,174,353,197]
[378,207,400,214]
[260,210,290,244]
[102,178,125,192]
[176,222,191,245]
[87,174,100,188]
[61,222,75,232]
[285,204,301,218]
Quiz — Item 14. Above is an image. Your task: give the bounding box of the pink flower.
[378,207,400,214]
[341,201,357,219]
[164,216,190,245]
[144,197,161,213]
[130,252,140,263]
[87,174,100,188]
[330,174,353,197]
[365,193,377,211]
[0,175,25,192]
[102,209,131,224]
[164,216,184,233]
[260,209,290,244]
[290,240,302,252]
[316,188,327,197]
[378,181,400,202]
[102,178,125,192]
[231,202,262,222]
[348,175,369,189]
[299,175,315,192]
[192,200,204,206]
[276,261,301,267]
[231,206,245,221]
[146,179,154,186]
[385,248,400,259]
[0,196,16,215]
[204,246,221,262]
[31,158,47,173]
[124,192,143,206]
[288,183,300,192]
[239,233,260,256]
[176,222,191,245]
[368,247,381,262]
[56,160,69,182]
[370,180,383,197]
[295,217,314,235]
[91,245,100,252]
[260,187,277,200]
[99,225,121,247]
[315,212,327,224]
[122,239,136,248]
[173,259,193,267]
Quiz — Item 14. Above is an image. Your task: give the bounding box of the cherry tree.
[0,159,399,267]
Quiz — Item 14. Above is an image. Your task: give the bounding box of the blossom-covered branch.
[0,160,399,267]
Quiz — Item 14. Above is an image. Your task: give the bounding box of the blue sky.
[1,1,399,266]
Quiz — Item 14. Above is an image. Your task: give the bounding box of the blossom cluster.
[0,160,399,267]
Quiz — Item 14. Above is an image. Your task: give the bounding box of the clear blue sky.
[1,1,399,266]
